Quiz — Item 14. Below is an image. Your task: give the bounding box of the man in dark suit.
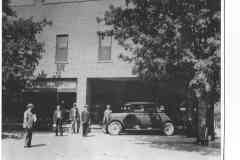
[53,105,63,136]
[81,104,90,137]
[23,103,37,148]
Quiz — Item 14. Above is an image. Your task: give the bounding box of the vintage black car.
[106,102,175,136]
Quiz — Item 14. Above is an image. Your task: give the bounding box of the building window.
[97,31,112,61]
[55,34,68,63]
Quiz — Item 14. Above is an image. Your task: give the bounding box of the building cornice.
[10,0,108,7]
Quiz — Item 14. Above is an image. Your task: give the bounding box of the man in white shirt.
[53,105,63,136]
[23,103,37,147]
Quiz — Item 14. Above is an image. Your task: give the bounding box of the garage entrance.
[86,78,187,124]
[21,78,77,128]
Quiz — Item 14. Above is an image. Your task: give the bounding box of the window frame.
[97,31,113,62]
[55,34,69,64]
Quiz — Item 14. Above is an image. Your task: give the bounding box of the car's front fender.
[109,113,129,128]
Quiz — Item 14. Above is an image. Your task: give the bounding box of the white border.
[225,0,240,160]
[221,0,225,159]
[0,0,228,160]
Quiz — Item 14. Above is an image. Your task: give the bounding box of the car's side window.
[131,105,144,113]
[144,104,157,113]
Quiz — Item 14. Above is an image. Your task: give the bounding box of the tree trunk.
[207,103,215,141]
[196,97,216,145]
[196,98,208,144]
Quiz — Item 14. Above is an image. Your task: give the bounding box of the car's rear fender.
[160,120,175,130]
[158,112,174,128]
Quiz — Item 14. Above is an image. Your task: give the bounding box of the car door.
[123,104,142,129]
[122,104,148,129]
[144,104,162,129]
[134,105,151,129]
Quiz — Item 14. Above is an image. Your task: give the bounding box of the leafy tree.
[2,0,51,120]
[103,0,220,140]
[2,0,51,93]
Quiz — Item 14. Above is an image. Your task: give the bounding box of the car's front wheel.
[163,122,174,136]
[107,121,122,135]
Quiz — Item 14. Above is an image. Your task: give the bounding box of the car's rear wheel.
[107,121,122,135]
[163,122,174,136]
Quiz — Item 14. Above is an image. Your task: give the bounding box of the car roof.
[125,102,156,105]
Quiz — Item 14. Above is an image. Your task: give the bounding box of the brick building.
[9,0,187,124]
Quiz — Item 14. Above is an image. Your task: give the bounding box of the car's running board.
[125,128,162,131]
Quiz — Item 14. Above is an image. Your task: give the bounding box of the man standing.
[102,105,112,132]
[70,103,80,134]
[81,104,90,137]
[53,105,63,136]
[76,107,81,133]
[23,103,37,148]
[60,100,66,108]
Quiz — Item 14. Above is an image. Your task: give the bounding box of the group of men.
[52,103,91,136]
[23,102,112,148]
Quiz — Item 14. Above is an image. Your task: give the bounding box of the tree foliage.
[104,0,220,103]
[2,0,51,93]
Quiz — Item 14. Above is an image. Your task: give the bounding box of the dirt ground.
[2,130,220,160]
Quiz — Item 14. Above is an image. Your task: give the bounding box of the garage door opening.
[86,78,187,125]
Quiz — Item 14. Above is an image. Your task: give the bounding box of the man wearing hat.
[23,103,37,148]
[80,104,90,137]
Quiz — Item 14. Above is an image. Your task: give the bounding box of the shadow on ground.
[127,132,221,156]
[30,144,46,148]
[121,130,164,135]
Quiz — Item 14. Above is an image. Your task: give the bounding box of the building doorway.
[22,78,77,129]
[57,92,76,109]
[22,88,58,129]
[57,92,77,121]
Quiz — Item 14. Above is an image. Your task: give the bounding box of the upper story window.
[97,31,113,61]
[55,34,69,64]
